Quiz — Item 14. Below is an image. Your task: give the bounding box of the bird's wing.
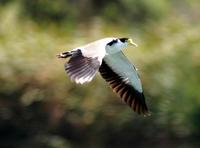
[65,49,101,84]
[99,51,149,115]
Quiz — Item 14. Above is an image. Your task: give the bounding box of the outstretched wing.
[99,52,149,115]
[59,38,117,84]
[65,49,101,84]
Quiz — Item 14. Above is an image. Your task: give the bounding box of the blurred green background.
[0,0,200,148]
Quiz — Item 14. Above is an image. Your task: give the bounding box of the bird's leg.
[57,51,72,58]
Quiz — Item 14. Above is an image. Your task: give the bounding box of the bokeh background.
[0,0,200,148]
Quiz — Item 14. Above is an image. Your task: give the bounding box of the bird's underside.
[57,38,150,116]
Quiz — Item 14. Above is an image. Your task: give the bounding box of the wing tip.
[73,75,94,84]
[132,92,150,116]
[119,86,149,116]
[136,107,151,116]
[143,111,151,117]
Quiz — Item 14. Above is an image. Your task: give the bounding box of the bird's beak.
[128,39,138,47]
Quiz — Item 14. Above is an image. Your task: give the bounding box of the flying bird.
[57,37,149,115]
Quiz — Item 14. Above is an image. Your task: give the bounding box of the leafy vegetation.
[0,0,200,147]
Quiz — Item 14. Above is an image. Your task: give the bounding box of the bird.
[57,37,149,115]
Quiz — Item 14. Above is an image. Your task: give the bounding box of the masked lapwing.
[57,37,149,115]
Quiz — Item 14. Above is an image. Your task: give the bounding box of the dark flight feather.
[65,49,100,83]
[99,60,149,115]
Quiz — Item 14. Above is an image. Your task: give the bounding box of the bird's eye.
[119,38,128,43]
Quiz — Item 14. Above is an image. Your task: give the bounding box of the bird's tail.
[57,51,72,58]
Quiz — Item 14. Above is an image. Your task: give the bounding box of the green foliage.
[0,1,200,148]
[20,0,77,23]
[0,0,14,5]
[19,0,170,24]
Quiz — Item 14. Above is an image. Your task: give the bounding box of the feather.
[99,52,149,115]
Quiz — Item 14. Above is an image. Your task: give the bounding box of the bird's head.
[106,37,138,54]
[118,38,138,47]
